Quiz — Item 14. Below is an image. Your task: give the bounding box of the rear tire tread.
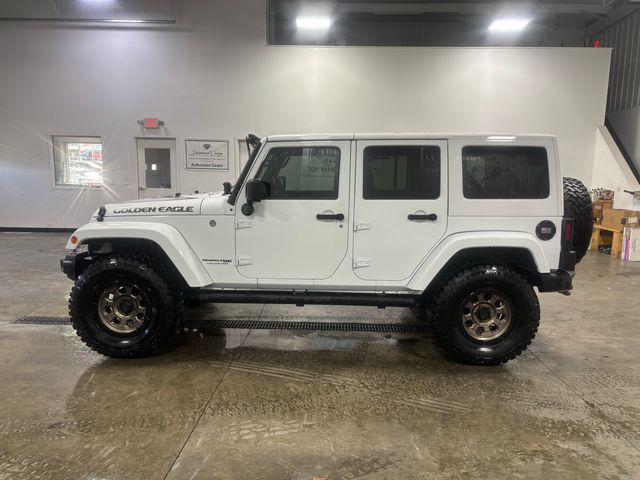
[430,265,540,366]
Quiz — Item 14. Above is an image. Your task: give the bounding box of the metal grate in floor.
[187,319,431,333]
[13,316,72,325]
[12,316,431,334]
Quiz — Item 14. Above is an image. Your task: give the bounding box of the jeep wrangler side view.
[61,134,593,365]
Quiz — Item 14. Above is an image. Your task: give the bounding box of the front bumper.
[60,251,91,280]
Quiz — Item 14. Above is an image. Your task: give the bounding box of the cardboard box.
[592,200,613,221]
[601,209,639,231]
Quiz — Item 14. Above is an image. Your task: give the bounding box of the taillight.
[562,218,574,247]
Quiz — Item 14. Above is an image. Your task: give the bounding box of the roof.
[264,133,556,142]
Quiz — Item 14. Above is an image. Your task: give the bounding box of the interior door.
[235,141,350,281]
[353,140,448,281]
[136,138,177,198]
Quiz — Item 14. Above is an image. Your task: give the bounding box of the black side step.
[194,290,421,308]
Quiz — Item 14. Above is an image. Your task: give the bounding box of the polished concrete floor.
[1,232,640,479]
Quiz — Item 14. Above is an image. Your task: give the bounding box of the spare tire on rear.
[563,177,593,263]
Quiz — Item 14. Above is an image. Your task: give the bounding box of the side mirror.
[241,179,270,216]
[245,179,269,203]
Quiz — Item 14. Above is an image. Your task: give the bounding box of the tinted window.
[363,146,440,199]
[462,146,549,199]
[255,146,340,199]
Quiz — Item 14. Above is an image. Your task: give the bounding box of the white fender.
[407,231,550,292]
[66,221,213,287]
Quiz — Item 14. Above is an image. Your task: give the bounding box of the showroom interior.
[1,0,640,478]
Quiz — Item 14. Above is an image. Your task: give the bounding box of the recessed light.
[489,19,531,31]
[296,16,331,30]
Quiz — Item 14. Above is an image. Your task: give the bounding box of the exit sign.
[143,117,160,129]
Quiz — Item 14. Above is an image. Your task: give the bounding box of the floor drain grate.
[186,319,431,333]
[13,316,430,334]
[13,316,72,325]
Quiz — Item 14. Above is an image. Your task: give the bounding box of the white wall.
[0,0,611,228]
[591,125,640,210]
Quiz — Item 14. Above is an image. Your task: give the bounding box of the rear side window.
[363,146,440,199]
[255,146,340,199]
[462,146,549,199]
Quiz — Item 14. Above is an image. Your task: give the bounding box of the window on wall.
[52,136,103,186]
[254,146,340,199]
[363,145,440,199]
[462,146,549,199]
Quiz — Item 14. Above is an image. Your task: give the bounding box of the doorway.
[136,138,177,198]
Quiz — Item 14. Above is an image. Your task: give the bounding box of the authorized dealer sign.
[185,140,228,170]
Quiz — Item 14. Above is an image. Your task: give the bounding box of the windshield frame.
[227,138,263,206]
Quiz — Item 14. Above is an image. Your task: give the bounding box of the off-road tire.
[69,255,183,358]
[431,265,540,365]
[563,177,593,263]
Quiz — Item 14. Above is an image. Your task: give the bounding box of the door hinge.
[236,255,253,266]
[353,257,371,268]
[236,219,252,229]
[354,220,371,231]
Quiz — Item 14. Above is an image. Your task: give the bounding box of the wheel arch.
[68,222,213,287]
[408,232,549,294]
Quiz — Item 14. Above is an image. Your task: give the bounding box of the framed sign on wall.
[185,139,229,170]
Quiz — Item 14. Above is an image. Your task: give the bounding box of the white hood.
[99,193,208,218]
[93,191,232,220]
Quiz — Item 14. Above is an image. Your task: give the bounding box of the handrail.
[604,116,640,184]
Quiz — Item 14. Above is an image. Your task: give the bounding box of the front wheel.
[69,256,183,358]
[430,265,540,365]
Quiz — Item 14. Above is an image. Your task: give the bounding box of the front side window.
[52,136,103,186]
[254,146,340,199]
[363,145,440,199]
[462,146,549,199]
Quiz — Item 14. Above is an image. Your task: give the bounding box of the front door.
[136,138,177,198]
[353,140,448,281]
[235,141,350,281]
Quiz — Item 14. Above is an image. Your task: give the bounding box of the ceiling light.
[487,135,516,142]
[296,16,331,30]
[489,19,530,31]
[104,19,147,23]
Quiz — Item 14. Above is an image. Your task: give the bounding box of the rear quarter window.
[462,146,549,199]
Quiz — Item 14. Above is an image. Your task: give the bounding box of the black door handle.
[408,213,437,221]
[316,213,345,221]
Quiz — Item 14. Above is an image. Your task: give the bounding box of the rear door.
[353,140,448,281]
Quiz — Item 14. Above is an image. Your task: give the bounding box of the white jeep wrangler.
[61,133,592,365]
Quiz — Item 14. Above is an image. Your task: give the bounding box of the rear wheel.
[69,256,182,358]
[563,177,593,263]
[430,265,540,365]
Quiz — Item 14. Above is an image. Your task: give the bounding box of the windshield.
[227,134,262,206]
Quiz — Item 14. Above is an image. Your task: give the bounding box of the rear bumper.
[538,269,573,292]
[538,248,575,293]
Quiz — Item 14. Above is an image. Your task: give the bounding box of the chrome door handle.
[317,213,345,221]
[408,213,437,221]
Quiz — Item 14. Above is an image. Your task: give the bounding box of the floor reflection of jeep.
[61,133,593,365]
